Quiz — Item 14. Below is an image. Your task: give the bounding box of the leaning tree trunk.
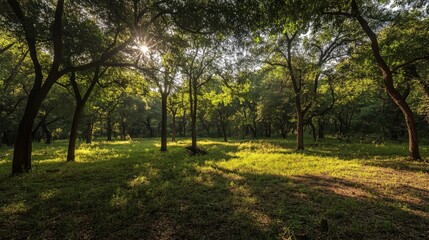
[67,68,100,161]
[352,0,421,159]
[160,93,168,151]
[67,103,84,161]
[12,87,48,173]
[385,82,420,159]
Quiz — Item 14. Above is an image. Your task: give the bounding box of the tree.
[2,0,149,173]
[0,35,28,147]
[322,0,428,159]
[137,43,180,151]
[180,36,218,154]
[65,68,105,161]
[264,22,351,149]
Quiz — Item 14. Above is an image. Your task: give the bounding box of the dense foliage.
[0,0,428,167]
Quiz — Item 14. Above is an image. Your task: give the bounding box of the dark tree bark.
[221,122,227,142]
[7,0,135,174]
[120,118,126,140]
[318,118,325,140]
[85,120,93,144]
[308,120,317,142]
[142,116,154,137]
[250,123,257,138]
[67,104,83,161]
[67,68,101,162]
[13,86,53,173]
[280,128,288,139]
[41,119,52,144]
[189,78,198,151]
[296,100,304,150]
[9,0,64,172]
[107,115,112,141]
[171,110,177,141]
[264,120,271,138]
[160,93,168,151]
[350,0,421,159]
[181,109,187,137]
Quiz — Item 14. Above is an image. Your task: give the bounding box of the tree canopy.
[0,0,428,172]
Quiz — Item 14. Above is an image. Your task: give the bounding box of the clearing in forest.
[0,138,428,239]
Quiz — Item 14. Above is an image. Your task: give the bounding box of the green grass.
[0,138,428,239]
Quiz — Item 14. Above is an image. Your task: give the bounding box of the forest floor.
[0,138,428,240]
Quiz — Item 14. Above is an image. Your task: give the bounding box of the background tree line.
[0,0,428,174]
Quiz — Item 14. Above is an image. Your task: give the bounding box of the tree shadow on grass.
[362,159,429,173]
[1,140,428,239]
[0,141,245,239]
[210,167,429,239]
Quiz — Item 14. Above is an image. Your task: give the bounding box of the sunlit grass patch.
[129,175,150,188]
[0,138,428,239]
[110,189,129,209]
[2,201,29,214]
[39,189,58,200]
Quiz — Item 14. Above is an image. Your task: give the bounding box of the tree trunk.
[172,112,177,141]
[42,120,52,144]
[160,93,168,151]
[252,119,257,138]
[85,120,93,144]
[265,120,271,138]
[296,96,304,150]
[120,118,126,140]
[206,125,211,137]
[181,111,187,137]
[12,89,46,173]
[67,103,84,161]
[352,0,421,159]
[280,126,287,139]
[190,81,198,150]
[386,83,420,159]
[309,120,317,142]
[221,120,227,142]
[318,118,325,140]
[250,125,257,138]
[217,123,222,138]
[144,117,154,137]
[107,115,112,141]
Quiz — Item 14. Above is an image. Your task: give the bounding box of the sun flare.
[139,45,149,54]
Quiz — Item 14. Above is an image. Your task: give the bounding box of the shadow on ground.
[0,139,428,239]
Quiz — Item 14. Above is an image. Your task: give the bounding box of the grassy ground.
[0,137,428,240]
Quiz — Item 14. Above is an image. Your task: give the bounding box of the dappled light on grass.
[2,201,29,214]
[0,138,428,239]
[39,189,58,201]
[129,175,150,188]
[110,188,129,209]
